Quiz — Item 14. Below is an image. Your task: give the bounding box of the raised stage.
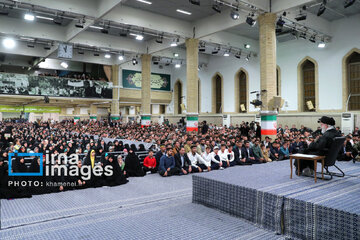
[193,160,360,240]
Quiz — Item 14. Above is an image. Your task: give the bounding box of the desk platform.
[193,160,360,240]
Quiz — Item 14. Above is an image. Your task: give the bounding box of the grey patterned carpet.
[193,160,360,240]
[0,170,284,240]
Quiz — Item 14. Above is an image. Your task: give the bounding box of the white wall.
[172,54,260,113]
[278,13,360,111]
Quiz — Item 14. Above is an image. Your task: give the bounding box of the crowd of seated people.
[0,119,359,199]
[38,72,107,81]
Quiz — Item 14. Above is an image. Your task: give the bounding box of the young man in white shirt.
[202,146,212,168]
[210,146,224,170]
[218,144,230,168]
[187,145,211,172]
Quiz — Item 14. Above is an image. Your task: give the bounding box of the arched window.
[343,49,360,111]
[298,57,318,112]
[234,68,249,113]
[173,80,182,115]
[212,73,223,113]
[276,66,281,96]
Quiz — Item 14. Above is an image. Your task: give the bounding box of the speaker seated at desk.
[295,116,340,175]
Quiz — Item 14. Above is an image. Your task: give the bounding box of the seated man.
[296,116,340,175]
[143,150,157,174]
[269,142,280,161]
[187,145,211,172]
[218,144,230,168]
[227,145,236,166]
[252,140,265,163]
[242,141,259,164]
[209,146,224,170]
[338,137,357,161]
[279,141,290,160]
[202,146,213,168]
[175,147,192,175]
[159,147,180,177]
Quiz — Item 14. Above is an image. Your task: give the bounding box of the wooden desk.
[290,154,325,183]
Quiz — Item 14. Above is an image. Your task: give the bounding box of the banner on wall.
[0,73,113,99]
[122,70,171,91]
[0,105,61,113]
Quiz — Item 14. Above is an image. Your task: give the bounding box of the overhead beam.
[0,15,65,41]
[103,5,193,38]
[11,0,98,17]
[70,31,146,54]
[270,0,315,13]
[199,31,259,53]
[284,11,332,36]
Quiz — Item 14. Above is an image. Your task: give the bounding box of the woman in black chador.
[124,149,145,177]
[104,155,128,186]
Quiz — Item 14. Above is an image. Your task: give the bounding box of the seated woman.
[104,155,128,186]
[125,149,145,177]
[83,149,104,187]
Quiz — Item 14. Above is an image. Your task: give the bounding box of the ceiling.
[123,0,219,22]
[306,0,360,21]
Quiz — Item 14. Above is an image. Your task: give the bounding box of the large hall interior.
[0,0,360,240]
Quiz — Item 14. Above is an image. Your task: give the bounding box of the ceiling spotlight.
[136,34,144,40]
[0,5,9,16]
[175,63,181,68]
[75,18,85,28]
[119,29,128,37]
[212,47,219,55]
[295,10,307,21]
[299,32,307,39]
[101,28,109,34]
[132,58,138,65]
[153,57,160,65]
[44,44,51,50]
[317,1,327,16]
[53,17,63,25]
[344,0,356,8]
[60,62,68,69]
[223,51,230,57]
[230,9,240,20]
[27,42,35,48]
[199,42,206,52]
[235,51,241,59]
[170,39,178,47]
[244,44,250,49]
[174,53,179,57]
[277,17,285,27]
[156,35,163,44]
[24,13,35,21]
[246,14,256,26]
[212,3,221,13]
[245,54,250,61]
[309,35,316,43]
[2,38,16,49]
[318,41,326,48]
[189,0,200,5]
[118,55,124,61]
[94,52,100,56]
[104,53,111,59]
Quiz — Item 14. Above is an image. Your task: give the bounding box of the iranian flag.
[141,115,151,128]
[74,116,80,125]
[261,115,277,136]
[187,116,198,132]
